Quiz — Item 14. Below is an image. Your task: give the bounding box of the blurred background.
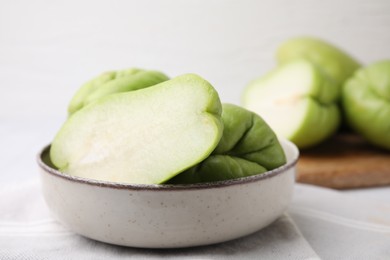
[1,0,390,182]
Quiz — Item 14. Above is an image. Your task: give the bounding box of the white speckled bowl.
[37,139,298,248]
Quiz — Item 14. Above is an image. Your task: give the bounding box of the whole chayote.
[277,36,361,90]
[167,104,286,184]
[68,68,169,114]
[342,60,390,150]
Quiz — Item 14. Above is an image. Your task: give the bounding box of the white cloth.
[1,181,390,259]
[290,185,390,260]
[0,181,319,260]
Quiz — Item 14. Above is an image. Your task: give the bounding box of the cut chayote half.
[167,104,286,184]
[342,60,390,150]
[51,74,223,184]
[242,59,341,149]
[68,68,169,114]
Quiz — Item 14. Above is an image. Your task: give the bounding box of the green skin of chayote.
[68,68,169,115]
[342,60,390,150]
[167,104,287,184]
[277,36,361,91]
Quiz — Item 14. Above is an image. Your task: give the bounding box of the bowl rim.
[37,139,299,191]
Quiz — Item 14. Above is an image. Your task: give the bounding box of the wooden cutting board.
[296,133,390,189]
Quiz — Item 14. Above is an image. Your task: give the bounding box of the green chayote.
[342,60,390,150]
[51,74,223,184]
[277,36,361,90]
[242,59,341,149]
[167,104,286,184]
[68,68,169,114]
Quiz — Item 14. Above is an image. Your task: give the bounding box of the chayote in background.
[342,60,390,150]
[168,104,286,184]
[243,36,361,149]
[277,36,361,90]
[242,59,340,149]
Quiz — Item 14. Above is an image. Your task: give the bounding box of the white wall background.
[1,0,390,119]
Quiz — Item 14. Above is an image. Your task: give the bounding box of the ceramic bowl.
[37,139,299,248]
